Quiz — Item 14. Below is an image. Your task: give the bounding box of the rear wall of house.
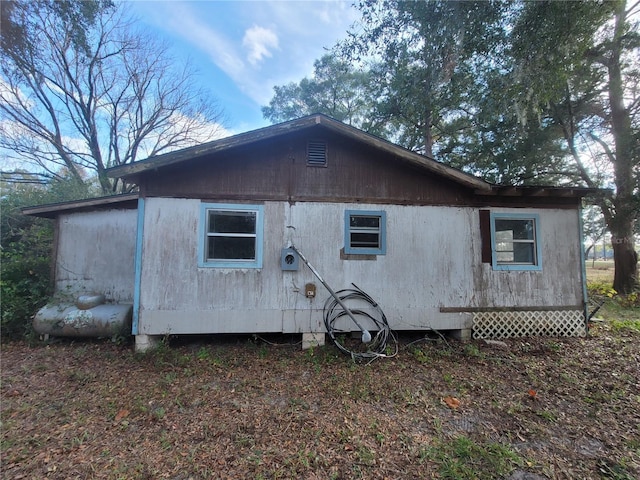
[137,197,583,336]
[55,209,137,303]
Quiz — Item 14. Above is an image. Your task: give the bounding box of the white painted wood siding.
[56,209,137,302]
[138,198,583,335]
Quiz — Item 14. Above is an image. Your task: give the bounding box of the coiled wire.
[323,283,397,362]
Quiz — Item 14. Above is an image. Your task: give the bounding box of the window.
[199,203,263,268]
[490,213,541,271]
[344,210,386,255]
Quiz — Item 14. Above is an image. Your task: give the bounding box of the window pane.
[350,216,380,229]
[513,242,535,263]
[351,232,380,248]
[495,219,534,240]
[495,230,513,245]
[209,211,256,234]
[207,237,256,260]
[496,251,514,263]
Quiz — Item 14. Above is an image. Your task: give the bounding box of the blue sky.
[128,0,360,135]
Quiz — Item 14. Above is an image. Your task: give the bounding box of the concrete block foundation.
[302,332,325,349]
[135,334,162,352]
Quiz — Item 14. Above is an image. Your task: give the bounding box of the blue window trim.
[198,203,264,269]
[344,210,387,255]
[490,212,542,271]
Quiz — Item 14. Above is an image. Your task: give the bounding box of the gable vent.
[307,141,327,166]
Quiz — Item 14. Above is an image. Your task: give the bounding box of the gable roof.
[106,114,493,192]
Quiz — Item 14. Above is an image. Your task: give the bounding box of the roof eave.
[22,193,139,218]
[474,186,608,198]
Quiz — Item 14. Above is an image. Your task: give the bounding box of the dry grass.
[2,318,639,479]
[585,260,615,284]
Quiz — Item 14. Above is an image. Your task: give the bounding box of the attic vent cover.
[307,141,327,166]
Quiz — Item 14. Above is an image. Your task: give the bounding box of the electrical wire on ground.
[323,283,398,362]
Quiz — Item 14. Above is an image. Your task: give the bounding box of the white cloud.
[129,1,360,127]
[243,25,279,66]
[238,1,360,94]
[149,3,246,80]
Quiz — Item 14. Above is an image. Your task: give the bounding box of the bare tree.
[0,0,225,193]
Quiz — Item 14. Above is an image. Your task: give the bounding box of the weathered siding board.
[467,207,583,309]
[137,198,583,336]
[293,135,470,205]
[140,131,476,206]
[139,140,291,200]
[55,209,137,302]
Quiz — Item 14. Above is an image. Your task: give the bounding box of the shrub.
[587,280,617,299]
[1,178,95,341]
[0,225,52,340]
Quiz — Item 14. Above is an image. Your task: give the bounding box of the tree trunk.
[611,231,638,294]
[605,1,637,294]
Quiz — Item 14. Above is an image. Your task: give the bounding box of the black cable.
[323,283,397,361]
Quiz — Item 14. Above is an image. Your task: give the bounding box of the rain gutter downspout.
[132,197,145,336]
[578,204,589,333]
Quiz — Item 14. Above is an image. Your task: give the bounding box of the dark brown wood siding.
[139,129,580,209]
[140,130,469,204]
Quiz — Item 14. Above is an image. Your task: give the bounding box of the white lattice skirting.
[472,310,586,339]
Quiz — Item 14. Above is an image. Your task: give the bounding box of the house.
[24,114,596,351]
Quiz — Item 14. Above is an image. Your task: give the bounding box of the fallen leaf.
[115,409,130,422]
[443,396,461,409]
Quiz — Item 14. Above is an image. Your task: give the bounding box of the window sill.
[492,264,542,272]
[340,248,378,261]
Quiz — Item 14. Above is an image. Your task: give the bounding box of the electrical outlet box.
[280,247,299,271]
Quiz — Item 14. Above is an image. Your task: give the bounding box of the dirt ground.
[2,321,639,480]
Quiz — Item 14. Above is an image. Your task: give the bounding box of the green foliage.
[610,319,640,334]
[0,224,51,341]
[588,280,640,307]
[1,178,95,341]
[509,1,616,110]
[463,343,484,358]
[410,346,431,364]
[597,458,638,480]
[339,0,510,158]
[588,278,640,332]
[337,0,638,292]
[618,292,639,309]
[588,280,618,299]
[422,436,523,479]
[262,54,393,139]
